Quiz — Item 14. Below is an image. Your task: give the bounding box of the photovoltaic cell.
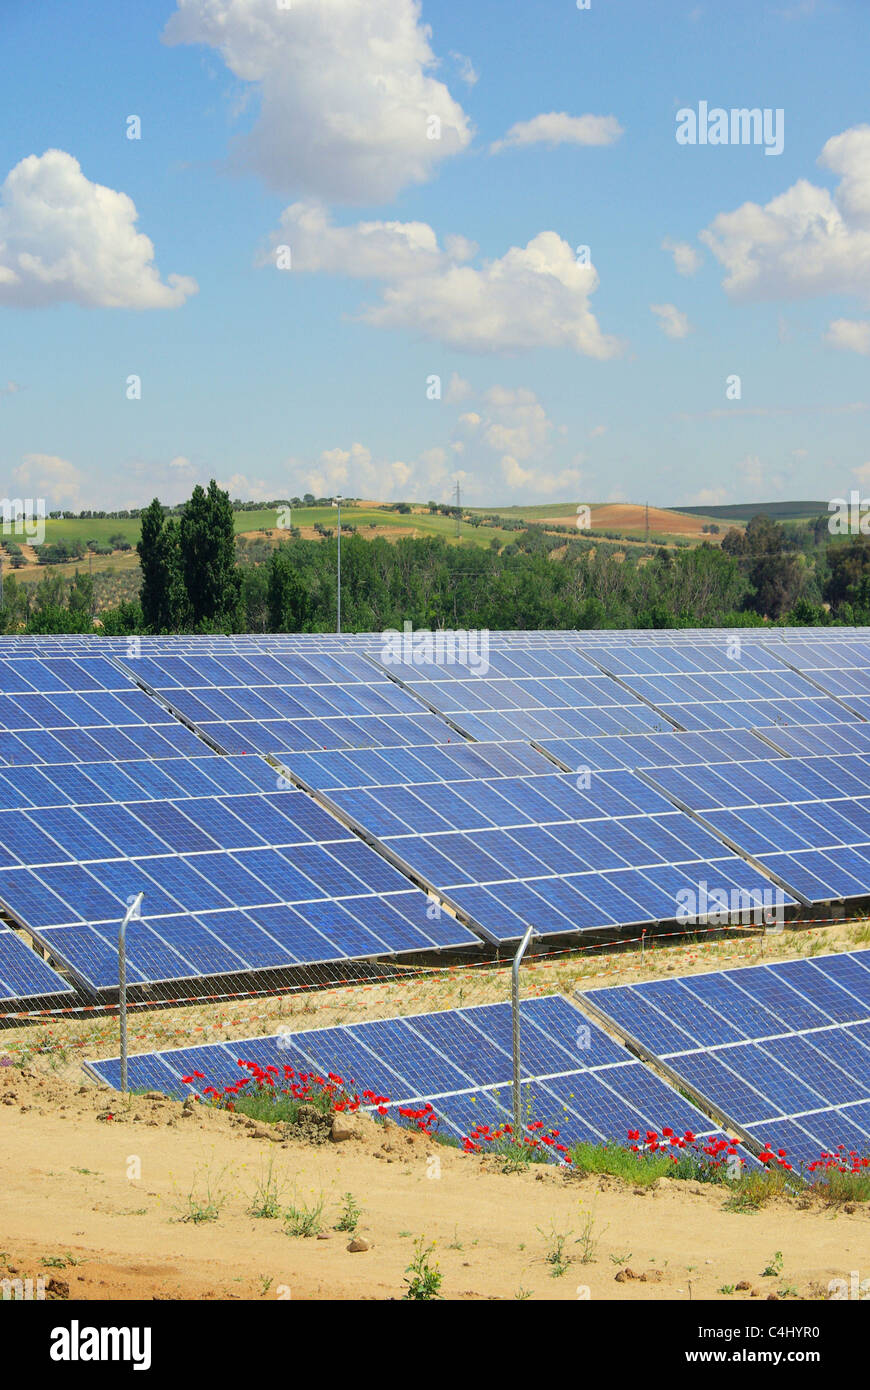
[86,993,727,1153]
[583,951,870,1165]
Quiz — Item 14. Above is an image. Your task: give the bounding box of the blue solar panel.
[87,993,727,1153]
[583,951,870,1168]
[0,927,73,1001]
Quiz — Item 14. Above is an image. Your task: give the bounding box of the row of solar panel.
[87,995,724,1151]
[0,925,72,1001]
[585,951,870,1165]
[38,889,473,990]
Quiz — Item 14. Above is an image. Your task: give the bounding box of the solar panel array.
[0,748,476,992]
[0,923,72,1001]
[86,992,726,1151]
[2,626,870,1004]
[120,649,454,754]
[643,754,870,904]
[583,950,870,1164]
[0,655,205,766]
[325,763,790,942]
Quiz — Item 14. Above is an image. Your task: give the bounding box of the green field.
[676,500,829,523]
[6,497,809,575]
[6,505,517,562]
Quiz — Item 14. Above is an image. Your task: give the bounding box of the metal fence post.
[119,892,144,1095]
[512,926,537,1143]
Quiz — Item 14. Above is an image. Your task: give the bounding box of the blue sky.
[2,0,869,512]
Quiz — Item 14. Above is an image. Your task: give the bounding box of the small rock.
[640,1269,663,1283]
[330,1114,357,1143]
[45,1277,69,1300]
[736,1280,752,1291]
[316,1233,332,1240]
[766,1293,779,1301]
[615,1268,637,1282]
[751,1288,761,1297]
[347,1237,371,1253]
[653,1176,671,1191]
[143,1091,166,1101]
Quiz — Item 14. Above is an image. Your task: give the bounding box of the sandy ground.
[1,921,869,1301]
[1,1064,866,1303]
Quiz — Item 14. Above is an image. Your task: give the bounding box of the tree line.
[2,480,870,634]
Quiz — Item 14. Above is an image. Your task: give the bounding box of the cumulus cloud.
[490,112,623,154]
[0,150,196,309]
[691,487,730,506]
[293,440,449,502]
[362,230,622,356]
[263,206,620,355]
[163,0,472,203]
[662,237,702,276]
[825,318,870,354]
[444,372,473,403]
[259,200,473,278]
[217,473,274,502]
[454,385,584,499]
[700,124,870,303]
[450,51,478,87]
[12,454,84,509]
[650,302,692,338]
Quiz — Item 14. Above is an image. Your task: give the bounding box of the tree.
[180,481,241,627]
[825,537,870,612]
[138,498,186,632]
[721,527,747,556]
[268,548,314,631]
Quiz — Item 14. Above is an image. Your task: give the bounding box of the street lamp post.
[333,494,342,634]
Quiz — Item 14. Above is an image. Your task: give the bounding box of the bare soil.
[1,922,867,1301]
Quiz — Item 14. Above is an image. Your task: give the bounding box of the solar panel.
[0,765,480,991]
[582,951,870,1165]
[368,645,674,743]
[323,768,795,941]
[118,650,455,755]
[0,654,206,766]
[86,993,726,1152]
[538,727,781,774]
[643,754,870,904]
[0,924,72,1002]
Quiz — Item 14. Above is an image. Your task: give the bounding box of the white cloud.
[218,472,273,502]
[852,460,870,485]
[263,206,619,356]
[700,124,870,303]
[650,302,692,338]
[691,487,729,506]
[292,440,450,503]
[490,112,623,154]
[454,384,584,498]
[482,386,552,460]
[450,51,478,87]
[662,237,702,276]
[825,318,870,354]
[163,0,472,203]
[0,150,196,309]
[12,453,84,508]
[589,423,607,438]
[444,372,473,403]
[363,230,622,356]
[260,200,466,278]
